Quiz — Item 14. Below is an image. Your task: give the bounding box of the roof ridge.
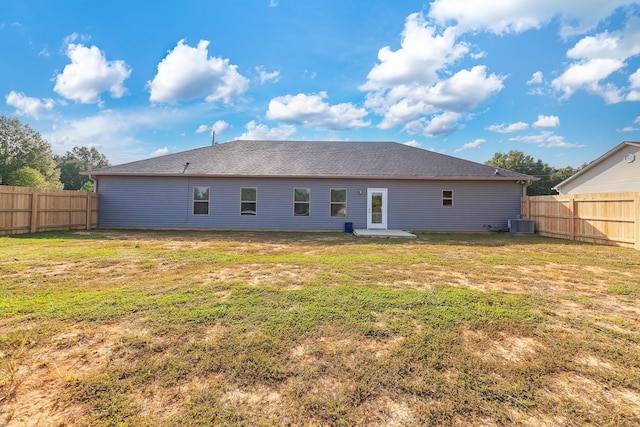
[86,140,537,181]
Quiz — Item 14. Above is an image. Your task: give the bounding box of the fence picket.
[522,192,639,249]
[0,186,98,235]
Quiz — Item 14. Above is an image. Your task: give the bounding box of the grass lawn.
[1,230,639,426]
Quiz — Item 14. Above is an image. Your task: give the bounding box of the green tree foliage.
[55,146,110,190]
[79,180,95,192]
[485,150,580,196]
[551,165,583,185]
[9,167,51,188]
[0,115,62,188]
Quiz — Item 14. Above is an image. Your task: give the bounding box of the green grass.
[1,230,639,426]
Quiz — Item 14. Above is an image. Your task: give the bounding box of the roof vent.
[494,169,499,175]
[182,162,190,173]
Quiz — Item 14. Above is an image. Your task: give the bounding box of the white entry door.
[367,188,387,229]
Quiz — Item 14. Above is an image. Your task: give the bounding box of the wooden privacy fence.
[0,186,98,236]
[521,192,640,249]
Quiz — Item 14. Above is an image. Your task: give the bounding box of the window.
[442,190,453,207]
[294,188,310,216]
[241,188,257,215]
[193,186,210,215]
[330,189,347,217]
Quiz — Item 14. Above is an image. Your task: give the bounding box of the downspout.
[522,180,533,197]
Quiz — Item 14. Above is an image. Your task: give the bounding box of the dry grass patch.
[1,230,640,426]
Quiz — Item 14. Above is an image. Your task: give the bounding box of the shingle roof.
[87,140,537,181]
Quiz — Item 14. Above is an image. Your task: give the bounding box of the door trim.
[367,188,387,229]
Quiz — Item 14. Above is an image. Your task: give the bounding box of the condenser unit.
[508,219,535,234]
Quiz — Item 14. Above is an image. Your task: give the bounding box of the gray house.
[85,140,537,232]
[554,141,640,195]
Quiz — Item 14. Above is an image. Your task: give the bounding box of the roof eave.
[84,172,537,181]
[554,141,640,190]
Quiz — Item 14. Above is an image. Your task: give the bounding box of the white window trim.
[193,186,210,216]
[330,188,347,218]
[293,188,311,217]
[442,190,453,208]
[240,187,257,216]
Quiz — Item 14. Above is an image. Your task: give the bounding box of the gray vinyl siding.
[98,176,190,228]
[97,176,523,231]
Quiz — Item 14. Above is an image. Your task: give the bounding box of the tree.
[80,180,95,192]
[485,150,573,196]
[55,146,110,190]
[551,165,582,184]
[0,115,62,188]
[9,167,51,188]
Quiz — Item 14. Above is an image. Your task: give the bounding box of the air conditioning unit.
[509,219,534,234]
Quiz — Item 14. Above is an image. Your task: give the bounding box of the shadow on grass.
[8,230,107,240]
[3,227,577,249]
[414,232,582,248]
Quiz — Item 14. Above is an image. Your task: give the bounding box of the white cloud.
[53,41,131,104]
[630,69,640,89]
[428,0,637,36]
[267,92,369,131]
[486,121,529,133]
[43,107,192,164]
[361,13,469,92]
[527,71,543,85]
[551,58,625,101]
[372,66,504,131]
[256,66,280,84]
[147,39,249,104]
[455,138,485,152]
[45,113,141,161]
[269,0,278,7]
[151,147,169,157]
[5,91,54,119]
[374,98,434,130]
[212,120,230,134]
[419,66,505,112]
[545,134,583,148]
[552,17,640,102]
[360,12,505,136]
[526,72,548,95]
[509,131,584,148]
[533,115,560,128]
[404,140,422,148]
[404,111,462,137]
[236,120,296,140]
[627,68,640,101]
[195,120,230,136]
[567,23,640,61]
[619,115,640,131]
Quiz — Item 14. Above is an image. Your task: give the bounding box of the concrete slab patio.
[353,229,416,238]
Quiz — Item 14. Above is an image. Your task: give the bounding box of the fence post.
[635,193,640,250]
[569,195,576,242]
[30,188,39,233]
[521,196,530,219]
[86,192,92,230]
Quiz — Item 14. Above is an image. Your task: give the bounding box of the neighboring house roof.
[553,141,640,192]
[87,140,537,181]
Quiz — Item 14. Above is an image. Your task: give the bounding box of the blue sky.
[2,1,640,168]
